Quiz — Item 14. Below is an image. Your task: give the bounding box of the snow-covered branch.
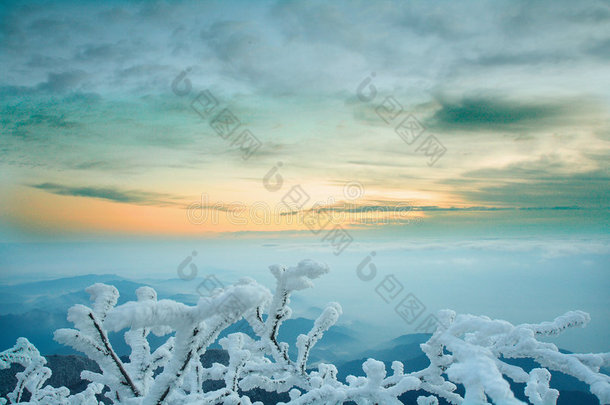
[1,259,608,405]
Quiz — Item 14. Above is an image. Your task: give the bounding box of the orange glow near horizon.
[6,185,433,236]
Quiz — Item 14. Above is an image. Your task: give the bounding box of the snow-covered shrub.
[1,259,609,405]
[0,337,103,404]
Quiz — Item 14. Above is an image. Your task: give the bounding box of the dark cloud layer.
[36,71,88,93]
[429,96,569,132]
[31,183,183,207]
[279,201,584,216]
[448,157,610,208]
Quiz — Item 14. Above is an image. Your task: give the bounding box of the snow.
[1,259,609,405]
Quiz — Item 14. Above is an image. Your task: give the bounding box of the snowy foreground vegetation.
[1,260,609,405]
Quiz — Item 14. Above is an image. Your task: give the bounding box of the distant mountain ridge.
[0,275,362,362]
[0,274,126,295]
[0,275,147,354]
[0,274,132,315]
[0,274,605,405]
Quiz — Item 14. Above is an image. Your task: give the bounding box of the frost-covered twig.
[415,309,610,404]
[2,259,609,405]
[296,302,342,375]
[105,279,270,405]
[0,338,51,404]
[0,337,103,405]
[54,283,141,401]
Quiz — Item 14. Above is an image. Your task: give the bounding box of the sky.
[0,1,609,351]
[0,0,608,238]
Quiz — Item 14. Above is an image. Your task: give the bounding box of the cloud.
[470,51,572,67]
[354,236,610,259]
[0,103,80,140]
[76,43,123,61]
[279,201,583,216]
[1,0,608,100]
[450,155,610,208]
[0,0,608,235]
[566,4,610,24]
[458,177,609,208]
[586,38,610,60]
[30,183,184,207]
[460,155,592,180]
[428,95,569,132]
[37,70,88,93]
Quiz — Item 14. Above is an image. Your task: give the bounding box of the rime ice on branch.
[0,337,102,404]
[1,259,609,405]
